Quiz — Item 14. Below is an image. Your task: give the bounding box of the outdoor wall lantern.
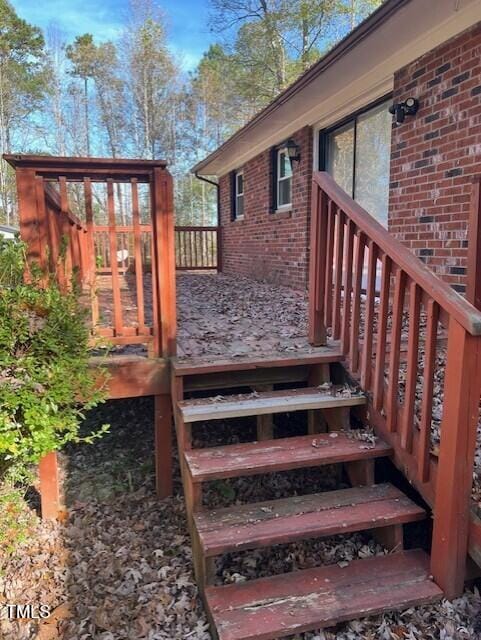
[285,139,301,164]
[389,97,419,124]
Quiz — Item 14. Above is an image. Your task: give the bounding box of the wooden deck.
[93,272,330,362]
[9,153,481,637]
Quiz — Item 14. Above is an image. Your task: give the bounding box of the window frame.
[234,169,244,219]
[276,147,293,210]
[318,94,393,191]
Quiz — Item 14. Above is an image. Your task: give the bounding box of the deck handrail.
[313,171,481,336]
[308,171,481,601]
[175,225,220,271]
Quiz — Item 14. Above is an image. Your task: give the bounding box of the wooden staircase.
[172,350,443,640]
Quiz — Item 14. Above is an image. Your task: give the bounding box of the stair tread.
[184,432,392,482]
[179,385,365,423]
[205,550,442,640]
[172,344,344,376]
[195,483,425,556]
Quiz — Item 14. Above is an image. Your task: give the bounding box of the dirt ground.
[2,398,481,640]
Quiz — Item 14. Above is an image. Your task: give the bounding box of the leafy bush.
[0,238,108,483]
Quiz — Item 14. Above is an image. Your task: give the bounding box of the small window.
[277,148,292,208]
[234,170,244,218]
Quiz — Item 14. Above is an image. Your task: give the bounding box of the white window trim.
[235,169,244,219]
[276,148,292,209]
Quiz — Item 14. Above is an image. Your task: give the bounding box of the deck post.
[308,184,328,346]
[152,166,176,499]
[152,167,177,359]
[154,394,173,499]
[16,167,48,272]
[216,225,223,273]
[430,318,481,598]
[467,176,481,310]
[38,452,63,519]
[17,170,63,519]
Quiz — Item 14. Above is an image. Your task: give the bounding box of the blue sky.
[12,0,214,71]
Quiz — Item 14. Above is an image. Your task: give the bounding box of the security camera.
[389,98,419,124]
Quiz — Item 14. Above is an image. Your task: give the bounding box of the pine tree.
[0,0,47,224]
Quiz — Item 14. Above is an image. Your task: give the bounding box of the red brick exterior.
[218,23,481,293]
[389,22,481,293]
[219,126,313,289]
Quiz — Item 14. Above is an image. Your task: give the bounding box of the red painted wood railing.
[7,155,177,356]
[309,171,481,599]
[175,225,220,271]
[7,155,177,518]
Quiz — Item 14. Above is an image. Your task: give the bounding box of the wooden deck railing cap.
[3,154,169,183]
[313,171,481,336]
[3,154,168,169]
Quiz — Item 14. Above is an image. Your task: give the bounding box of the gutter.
[191,0,412,175]
[194,172,220,227]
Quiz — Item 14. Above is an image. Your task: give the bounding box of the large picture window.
[322,99,392,226]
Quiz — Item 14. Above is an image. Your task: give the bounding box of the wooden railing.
[6,155,177,358]
[309,171,481,599]
[6,155,178,517]
[32,180,88,288]
[175,225,220,271]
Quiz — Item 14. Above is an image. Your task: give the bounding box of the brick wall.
[219,126,313,290]
[389,22,481,293]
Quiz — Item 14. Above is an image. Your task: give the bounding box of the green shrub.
[0,238,108,483]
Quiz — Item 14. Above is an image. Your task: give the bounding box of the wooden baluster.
[34,177,53,274]
[308,185,327,345]
[340,220,354,355]
[107,179,123,337]
[132,179,146,335]
[332,209,345,340]
[418,298,438,482]
[373,254,391,411]
[84,178,99,328]
[431,319,481,599]
[361,241,378,389]
[386,267,407,432]
[72,224,82,282]
[400,281,421,451]
[350,231,365,372]
[324,200,335,329]
[59,177,73,286]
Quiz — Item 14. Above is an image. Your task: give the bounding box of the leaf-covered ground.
[2,398,481,639]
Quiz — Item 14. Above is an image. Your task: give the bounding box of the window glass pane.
[327,122,354,196]
[279,151,292,179]
[278,177,291,206]
[236,172,244,195]
[236,194,244,217]
[355,102,392,226]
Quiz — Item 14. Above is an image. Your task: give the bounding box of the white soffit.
[200,0,481,177]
